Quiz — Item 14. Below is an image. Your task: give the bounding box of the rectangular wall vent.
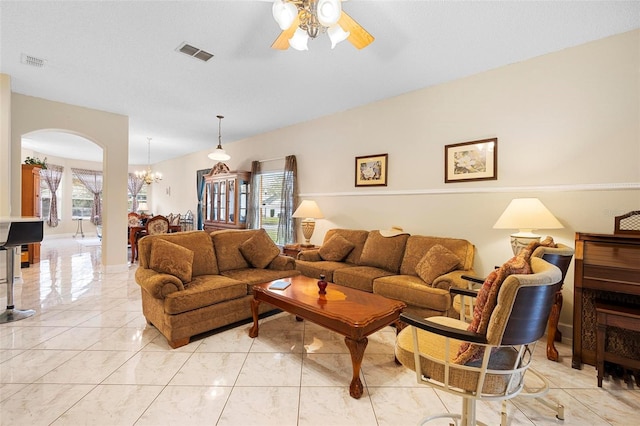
[21,53,46,67]
[176,42,214,62]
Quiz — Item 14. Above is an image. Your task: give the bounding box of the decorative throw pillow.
[318,234,355,262]
[453,245,534,364]
[359,231,410,273]
[149,238,194,284]
[239,229,281,269]
[415,244,461,285]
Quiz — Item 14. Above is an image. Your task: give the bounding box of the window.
[128,185,147,212]
[71,176,96,219]
[40,180,59,220]
[256,171,285,243]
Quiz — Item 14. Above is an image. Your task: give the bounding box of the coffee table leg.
[249,299,261,338]
[344,336,367,399]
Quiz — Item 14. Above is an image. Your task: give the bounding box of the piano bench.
[596,302,640,387]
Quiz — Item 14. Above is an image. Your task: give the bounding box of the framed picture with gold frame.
[445,138,497,183]
[355,153,388,187]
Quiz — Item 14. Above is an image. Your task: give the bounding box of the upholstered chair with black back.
[395,255,562,426]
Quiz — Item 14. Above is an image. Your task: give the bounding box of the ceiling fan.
[270,0,374,51]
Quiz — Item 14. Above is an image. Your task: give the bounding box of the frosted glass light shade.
[289,28,310,50]
[328,24,349,48]
[272,0,297,30]
[208,146,230,161]
[317,0,342,27]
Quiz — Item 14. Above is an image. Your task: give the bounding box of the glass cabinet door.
[212,182,219,221]
[219,181,226,222]
[239,178,249,224]
[204,182,212,221]
[228,178,235,223]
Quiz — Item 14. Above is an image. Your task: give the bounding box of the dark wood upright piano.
[572,231,640,369]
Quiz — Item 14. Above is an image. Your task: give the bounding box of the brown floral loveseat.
[135,229,299,348]
[295,228,476,318]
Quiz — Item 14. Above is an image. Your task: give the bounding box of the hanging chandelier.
[135,137,162,185]
[208,115,231,162]
[270,0,373,51]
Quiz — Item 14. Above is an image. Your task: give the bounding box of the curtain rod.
[258,156,285,163]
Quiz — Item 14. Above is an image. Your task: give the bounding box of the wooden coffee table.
[249,275,405,399]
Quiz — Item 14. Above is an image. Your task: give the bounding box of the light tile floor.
[1,238,639,425]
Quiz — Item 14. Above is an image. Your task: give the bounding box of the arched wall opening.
[10,93,129,272]
[21,130,104,239]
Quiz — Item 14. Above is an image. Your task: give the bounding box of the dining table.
[129,224,181,263]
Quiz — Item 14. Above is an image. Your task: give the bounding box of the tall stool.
[0,219,44,323]
[596,302,640,387]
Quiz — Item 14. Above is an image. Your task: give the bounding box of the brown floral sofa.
[295,229,476,318]
[135,229,299,348]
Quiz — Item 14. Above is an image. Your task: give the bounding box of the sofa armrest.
[432,269,476,291]
[297,250,321,262]
[268,254,296,271]
[135,267,185,299]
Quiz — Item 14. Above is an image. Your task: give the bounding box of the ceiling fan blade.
[271,15,301,50]
[338,11,374,49]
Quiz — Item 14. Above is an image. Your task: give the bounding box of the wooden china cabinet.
[21,164,42,264]
[202,163,250,232]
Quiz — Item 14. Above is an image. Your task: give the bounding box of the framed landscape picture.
[445,138,497,183]
[355,153,388,187]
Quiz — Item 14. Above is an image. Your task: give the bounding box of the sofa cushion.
[149,238,194,284]
[295,260,354,282]
[138,231,219,276]
[239,229,281,268]
[319,234,355,261]
[359,231,409,273]
[415,244,461,286]
[221,268,300,290]
[333,265,395,293]
[163,275,247,315]
[373,275,452,313]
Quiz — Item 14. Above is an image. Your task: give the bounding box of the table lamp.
[493,198,563,254]
[292,200,324,247]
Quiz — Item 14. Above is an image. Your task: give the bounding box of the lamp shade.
[208,147,230,161]
[292,200,324,219]
[272,0,297,30]
[317,0,342,27]
[328,24,349,49]
[138,202,148,211]
[493,198,563,235]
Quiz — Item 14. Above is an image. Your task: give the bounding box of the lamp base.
[510,234,541,255]
[300,220,316,247]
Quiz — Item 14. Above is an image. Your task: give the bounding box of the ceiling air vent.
[21,53,46,68]
[176,42,214,62]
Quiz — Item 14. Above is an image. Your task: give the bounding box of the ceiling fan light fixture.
[328,24,349,49]
[289,28,310,51]
[272,0,297,30]
[208,115,231,162]
[317,0,341,27]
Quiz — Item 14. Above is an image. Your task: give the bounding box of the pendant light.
[208,115,231,162]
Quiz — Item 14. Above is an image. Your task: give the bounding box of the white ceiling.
[2,0,639,165]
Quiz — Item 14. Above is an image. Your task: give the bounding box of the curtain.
[246,160,261,229]
[72,168,103,225]
[196,168,211,230]
[39,164,64,227]
[277,155,297,244]
[128,174,145,212]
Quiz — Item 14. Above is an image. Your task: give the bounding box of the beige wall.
[7,94,130,272]
[157,30,640,338]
